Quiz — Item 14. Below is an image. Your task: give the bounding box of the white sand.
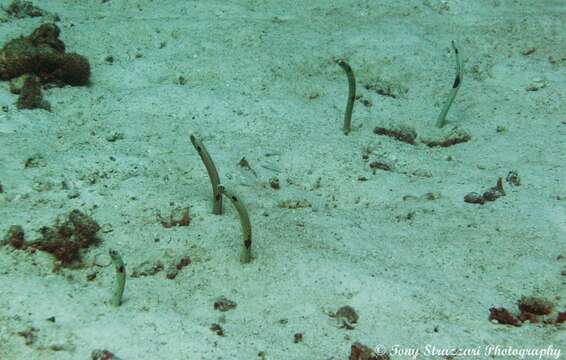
[1,1,565,359]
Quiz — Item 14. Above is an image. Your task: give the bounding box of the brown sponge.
[0,23,90,109]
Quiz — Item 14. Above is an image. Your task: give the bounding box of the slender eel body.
[190,134,222,215]
[217,184,252,264]
[109,249,126,307]
[338,60,356,135]
[436,41,463,128]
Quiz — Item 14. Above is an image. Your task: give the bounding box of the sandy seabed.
[1,1,565,359]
